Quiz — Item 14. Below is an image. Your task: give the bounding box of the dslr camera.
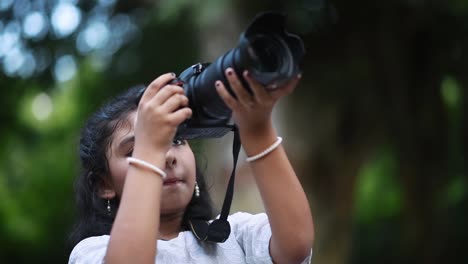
[142,11,305,139]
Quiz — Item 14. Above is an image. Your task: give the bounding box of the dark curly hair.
[68,85,214,249]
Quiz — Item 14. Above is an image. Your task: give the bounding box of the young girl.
[68,68,314,263]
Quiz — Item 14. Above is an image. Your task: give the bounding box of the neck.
[158,212,184,240]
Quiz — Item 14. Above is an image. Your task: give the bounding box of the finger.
[243,70,270,102]
[169,107,192,125]
[140,73,176,105]
[270,73,301,100]
[225,68,254,105]
[152,85,185,105]
[215,80,238,111]
[161,94,189,113]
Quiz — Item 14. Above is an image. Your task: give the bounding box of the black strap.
[220,125,241,220]
[189,126,241,243]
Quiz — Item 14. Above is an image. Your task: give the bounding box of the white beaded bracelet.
[127,157,167,179]
[246,137,283,162]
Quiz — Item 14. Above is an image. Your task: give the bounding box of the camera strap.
[189,125,241,243]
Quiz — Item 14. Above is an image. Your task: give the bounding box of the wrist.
[246,136,283,162]
[127,157,167,178]
[132,143,167,167]
[240,123,278,157]
[239,119,274,138]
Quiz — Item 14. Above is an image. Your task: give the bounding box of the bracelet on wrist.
[246,137,283,162]
[127,157,167,179]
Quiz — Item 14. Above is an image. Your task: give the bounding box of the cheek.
[185,151,197,182]
[110,160,129,196]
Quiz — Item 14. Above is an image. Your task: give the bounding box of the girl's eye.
[172,139,185,146]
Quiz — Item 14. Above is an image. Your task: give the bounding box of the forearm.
[242,125,314,264]
[105,152,166,264]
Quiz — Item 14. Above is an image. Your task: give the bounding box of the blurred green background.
[0,0,467,263]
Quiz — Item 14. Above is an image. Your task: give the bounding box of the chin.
[160,198,191,215]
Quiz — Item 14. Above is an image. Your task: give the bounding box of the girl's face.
[103,111,197,215]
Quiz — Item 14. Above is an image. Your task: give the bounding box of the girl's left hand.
[215,67,301,138]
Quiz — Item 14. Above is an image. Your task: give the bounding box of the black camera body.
[144,11,305,140]
[172,62,234,139]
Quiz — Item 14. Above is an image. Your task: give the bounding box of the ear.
[98,177,116,199]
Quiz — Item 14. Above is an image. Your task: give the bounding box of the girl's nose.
[165,149,177,169]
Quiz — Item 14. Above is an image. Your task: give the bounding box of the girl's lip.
[163,178,183,185]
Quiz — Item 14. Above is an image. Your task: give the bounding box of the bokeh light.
[17,51,36,78]
[53,54,77,82]
[31,92,53,121]
[0,0,144,79]
[12,0,32,19]
[98,0,117,7]
[3,47,24,77]
[50,2,82,38]
[23,11,48,40]
[0,21,21,59]
[76,20,110,54]
[0,0,14,12]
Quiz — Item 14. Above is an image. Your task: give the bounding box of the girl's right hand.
[133,73,192,157]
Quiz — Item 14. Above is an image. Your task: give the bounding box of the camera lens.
[170,12,303,139]
[248,34,290,73]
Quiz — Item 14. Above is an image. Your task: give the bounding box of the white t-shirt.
[69,212,312,264]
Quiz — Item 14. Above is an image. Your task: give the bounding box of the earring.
[195,182,200,197]
[107,199,111,214]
